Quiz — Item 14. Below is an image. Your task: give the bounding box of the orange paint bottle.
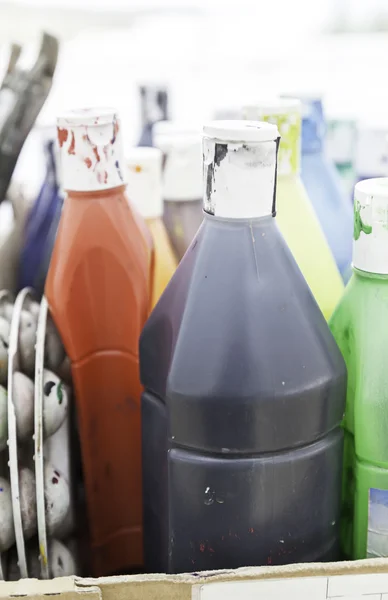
[45,108,150,576]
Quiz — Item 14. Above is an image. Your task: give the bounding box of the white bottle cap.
[203,120,280,219]
[154,121,202,201]
[243,98,301,176]
[353,177,388,274]
[355,122,388,178]
[57,107,126,192]
[126,147,163,219]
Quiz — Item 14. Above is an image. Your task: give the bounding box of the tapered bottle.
[154,121,203,261]
[127,146,177,308]
[19,135,63,296]
[45,108,151,575]
[244,98,344,320]
[295,95,353,283]
[330,177,388,560]
[140,120,346,574]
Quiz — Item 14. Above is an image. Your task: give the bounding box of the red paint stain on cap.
[93,147,100,163]
[57,128,68,148]
[68,132,76,155]
[104,171,108,184]
[199,543,205,553]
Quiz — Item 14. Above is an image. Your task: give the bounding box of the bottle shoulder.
[142,217,345,395]
[330,272,388,360]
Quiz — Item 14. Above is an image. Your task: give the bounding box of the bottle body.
[146,216,177,308]
[45,186,150,575]
[141,214,346,573]
[301,151,353,283]
[276,174,344,320]
[330,270,388,559]
[163,198,203,261]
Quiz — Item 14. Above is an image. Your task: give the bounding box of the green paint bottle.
[330,177,388,559]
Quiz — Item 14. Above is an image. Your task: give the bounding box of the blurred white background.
[1,0,388,195]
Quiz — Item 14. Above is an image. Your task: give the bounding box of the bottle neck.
[301,100,326,155]
[203,137,279,219]
[65,184,126,199]
[353,267,388,282]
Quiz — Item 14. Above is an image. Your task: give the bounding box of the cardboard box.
[3,559,388,600]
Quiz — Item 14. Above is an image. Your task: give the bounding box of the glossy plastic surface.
[300,100,353,283]
[330,269,388,560]
[301,152,353,283]
[276,175,344,320]
[141,213,346,574]
[19,141,63,296]
[45,185,151,576]
[163,199,203,261]
[146,217,177,308]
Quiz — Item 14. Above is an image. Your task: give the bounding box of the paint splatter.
[84,157,92,169]
[135,165,142,173]
[214,143,228,167]
[54,470,60,478]
[57,382,64,405]
[115,161,123,181]
[111,119,119,144]
[68,132,76,155]
[57,128,68,147]
[104,171,108,184]
[248,527,254,534]
[354,200,372,240]
[52,477,59,484]
[93,147,101,163]
[44,381,55,396]
[40,543,48,566]
[199,543,205,553]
